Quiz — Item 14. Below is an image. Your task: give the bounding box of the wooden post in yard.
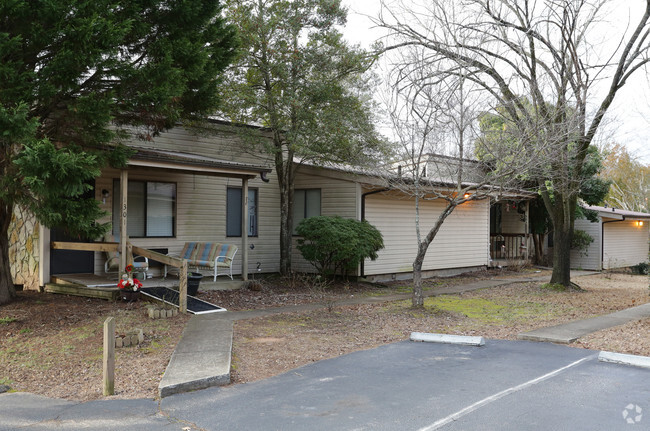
[179,260,188,314]
[103,317,115,396]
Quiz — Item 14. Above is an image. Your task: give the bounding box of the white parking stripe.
[418,354,598,431]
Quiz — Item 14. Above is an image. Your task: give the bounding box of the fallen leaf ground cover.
[0,269,647,401]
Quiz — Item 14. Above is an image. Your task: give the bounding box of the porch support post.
[120,169,128,274]
[179,260,188,314]
[241,177,249,281]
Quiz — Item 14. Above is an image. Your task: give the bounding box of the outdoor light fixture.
[635,221,644,227]
[101,189,110,204]
[464,193,470,198]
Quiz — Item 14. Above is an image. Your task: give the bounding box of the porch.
[46,271,244,300]
[41,147,272,309]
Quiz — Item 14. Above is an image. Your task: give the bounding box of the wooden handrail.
[51,241,118,252]
[52,241,189,313]
[131,245,182,268]
[132,245,188,314]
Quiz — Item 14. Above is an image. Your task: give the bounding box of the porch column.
[241,177,249,281]
[119,169,128,273]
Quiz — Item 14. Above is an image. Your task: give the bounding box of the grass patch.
[541,282,569,291]
[0,317,17,325]
[386,294,563,325]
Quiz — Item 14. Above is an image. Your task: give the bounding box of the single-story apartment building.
[10,121,539,289]
[571,205,650,271]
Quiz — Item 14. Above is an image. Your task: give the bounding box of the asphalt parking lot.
[162,339,649,430]
[2,338,648,430]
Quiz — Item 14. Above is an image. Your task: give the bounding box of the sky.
[341,0,650,164]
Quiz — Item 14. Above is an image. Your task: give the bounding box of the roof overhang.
[583,205,650,221]
[127,148,271,180]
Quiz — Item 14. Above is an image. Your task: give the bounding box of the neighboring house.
[571,205,650,271]
[11,120,537,289]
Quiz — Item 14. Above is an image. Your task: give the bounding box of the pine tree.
[0,0,237,304]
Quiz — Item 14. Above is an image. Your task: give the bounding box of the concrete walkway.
[157,270,649,397]
[518,302,650,344]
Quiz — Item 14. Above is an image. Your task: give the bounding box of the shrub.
[631,262,649,275]
[571,229,594,256]
[296,216,384,277]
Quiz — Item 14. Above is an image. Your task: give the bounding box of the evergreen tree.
[0,0,237,304]
[220,0,388,275]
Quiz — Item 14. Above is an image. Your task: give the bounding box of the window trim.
[112,179,177,239]
[226,186,259,238]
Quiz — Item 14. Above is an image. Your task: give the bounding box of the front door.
[49,181,96,275]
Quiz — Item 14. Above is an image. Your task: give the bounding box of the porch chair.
[195,242,238,281]
[163,241,197,279]
[103,234,149,278]
[164,242,238,281]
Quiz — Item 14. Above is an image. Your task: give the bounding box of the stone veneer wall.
[9,206,40,291]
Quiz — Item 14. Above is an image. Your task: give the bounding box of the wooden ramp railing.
[51,241,189,313]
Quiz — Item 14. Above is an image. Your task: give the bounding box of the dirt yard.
[0,270,647,401]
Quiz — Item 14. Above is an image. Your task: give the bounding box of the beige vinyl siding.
[92,125,282,277]
[291,167,361,273]
[500,203,526,233]
[363,194,490,276]
[143,125,275,166]
[603,220,649,269]
[570,218,602,270]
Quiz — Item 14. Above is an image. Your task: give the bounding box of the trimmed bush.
[296,216,384,277]
[631,262,649,275]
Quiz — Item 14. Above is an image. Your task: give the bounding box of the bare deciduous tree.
[383,59,536,307]
[378,0,650,287]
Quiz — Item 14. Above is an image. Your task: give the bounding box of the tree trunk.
[275,142,295,276]
[278,180,293,276]
[540,185,576,287]
[548,190,576,287]
[412,253,424,308]
[550,224,572,286]
[0,205,16,305]
[532,233,546,266]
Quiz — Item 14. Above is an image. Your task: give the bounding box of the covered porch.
[42,148,271,310]
[489,198,534,267]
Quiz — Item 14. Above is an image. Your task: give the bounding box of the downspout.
[600,216,626,270]
[360,188,389,277]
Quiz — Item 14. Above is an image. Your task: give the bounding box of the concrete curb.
[598,351,650,369]
[410,332,485,346]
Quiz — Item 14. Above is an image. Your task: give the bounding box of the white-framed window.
[226,187,258,237]
[293,188,321,234]
[112,180,176,237]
